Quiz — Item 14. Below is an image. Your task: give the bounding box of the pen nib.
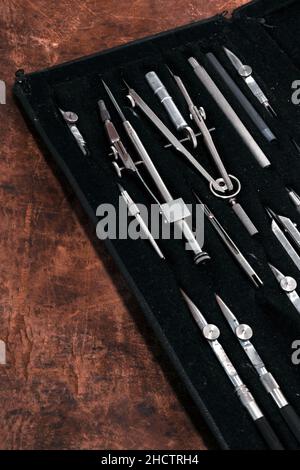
[265,207,277,220]
[123,79,131,90]
[166,65,175,78]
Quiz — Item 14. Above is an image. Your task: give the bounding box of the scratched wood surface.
[0,0,248,450]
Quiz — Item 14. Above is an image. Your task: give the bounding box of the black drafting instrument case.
[14,0,300,450]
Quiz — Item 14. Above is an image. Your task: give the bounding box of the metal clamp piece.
[260,373,288,409]
[236,384,263,421]
[160,198,191,224]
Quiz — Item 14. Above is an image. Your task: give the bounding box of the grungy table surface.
[0,0,249,450]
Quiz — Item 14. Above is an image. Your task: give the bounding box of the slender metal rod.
[194,193,263,288]
[188,57,271,168]
[118,184,165,259]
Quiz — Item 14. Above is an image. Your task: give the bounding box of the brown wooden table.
[0,0,249,450]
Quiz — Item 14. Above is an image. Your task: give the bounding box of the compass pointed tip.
[215,295,232,314]
[223,46,233,56]
[180,289,190,302]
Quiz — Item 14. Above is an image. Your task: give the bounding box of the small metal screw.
[203,324,220,341]
[239,65,252,77]
[63,111,78,123]
[236,324,253,341]
[280,276,297,293]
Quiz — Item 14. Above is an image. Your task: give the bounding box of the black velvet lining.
[238,0,300,71]
[14,0,300,450]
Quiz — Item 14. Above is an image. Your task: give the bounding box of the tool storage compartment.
[14,0,300,449]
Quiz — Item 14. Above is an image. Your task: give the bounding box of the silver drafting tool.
[194,194,263,288]
[223,47,277,117]
[99,99,139,176]
[266,207,300,250]
[145,71,197,148]
[168,67,232,190]
[169,68,258,236]
[216,295,300,445]
[125,82,258,235]
[188,57,271,169]
[98,99,160,205]
[181,290,283,450]
[59,109,89,156]
[118,184,164,259]
[206,52,276,142]
[124,82,223,191]
[266,208,300,272]
[268,263,300,316]
[102,81,210,264]
[286,188,300,215]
